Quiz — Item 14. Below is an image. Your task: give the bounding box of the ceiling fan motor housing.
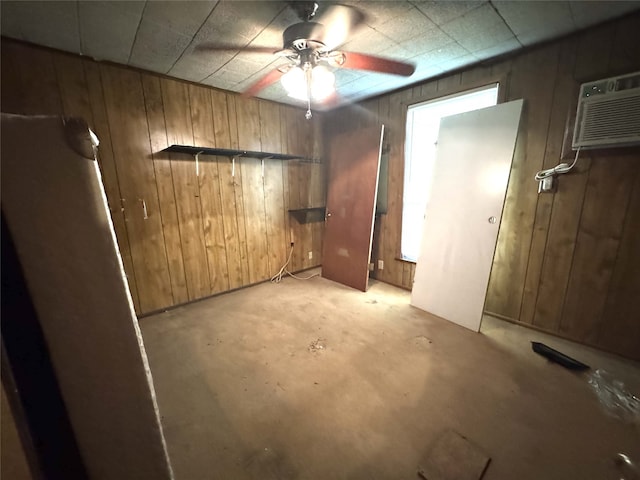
[283,22,326,51]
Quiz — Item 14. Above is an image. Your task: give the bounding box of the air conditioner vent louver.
[573,71,640,149]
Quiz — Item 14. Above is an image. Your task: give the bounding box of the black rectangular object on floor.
[531,342,590,371]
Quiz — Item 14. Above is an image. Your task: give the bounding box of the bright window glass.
[402,84,499,262]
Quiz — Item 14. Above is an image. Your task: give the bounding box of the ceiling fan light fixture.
[310,65,335,101]
[281,65,335,102]
[281,66,306,100]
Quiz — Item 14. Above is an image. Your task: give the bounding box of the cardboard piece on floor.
[418,429,490,480]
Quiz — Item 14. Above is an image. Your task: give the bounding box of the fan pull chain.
[305,65,313,120]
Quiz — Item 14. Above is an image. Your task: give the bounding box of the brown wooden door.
[322,124,384,291]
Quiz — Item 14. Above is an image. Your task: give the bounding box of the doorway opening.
[401,84,499,262]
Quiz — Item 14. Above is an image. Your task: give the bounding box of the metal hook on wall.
[141,199,148,220]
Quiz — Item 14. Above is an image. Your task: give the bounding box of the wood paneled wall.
[1,39,326,315]
[324,13,640,360]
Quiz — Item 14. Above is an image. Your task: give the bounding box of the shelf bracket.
[194,151,203,177]
[262,156,273,177]
[231,154,243,177]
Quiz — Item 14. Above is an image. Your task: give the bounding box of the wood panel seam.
[187,87,216,293]
[83,60,143,310]
[557,158,593,331]
[595,163,639,343]
[516,55,563,324]
[141,78,179,305]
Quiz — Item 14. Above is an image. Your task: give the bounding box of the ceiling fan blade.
[195,43,279,54]
[243,68,284,97]
[338,52,415,77]
[313,5,366,51]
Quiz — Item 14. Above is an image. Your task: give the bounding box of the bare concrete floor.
[141,271,640,480]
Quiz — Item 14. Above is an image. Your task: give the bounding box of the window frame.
[397,74,508,263]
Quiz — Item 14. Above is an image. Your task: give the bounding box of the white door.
[411,99,523,331]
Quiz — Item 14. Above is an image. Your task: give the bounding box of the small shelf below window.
[288,207,326,224]
[162,144,314,162]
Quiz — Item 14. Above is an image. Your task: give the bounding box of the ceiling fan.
[196,1,416,119]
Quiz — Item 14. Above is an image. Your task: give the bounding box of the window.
[401,84,499,262]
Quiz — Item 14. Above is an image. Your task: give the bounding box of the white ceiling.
[2,1,639,108]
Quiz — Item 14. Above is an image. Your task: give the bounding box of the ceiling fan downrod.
[290,1,319,22]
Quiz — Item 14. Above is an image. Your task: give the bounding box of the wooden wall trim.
[394,73,509,262]
[400,73,508,108]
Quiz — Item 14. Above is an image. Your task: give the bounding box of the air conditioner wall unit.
[572,71,640,149]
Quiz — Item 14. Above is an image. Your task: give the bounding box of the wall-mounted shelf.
[288,207,326,224]
[162,144,315,162]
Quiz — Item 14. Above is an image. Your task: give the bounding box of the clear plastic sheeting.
[588,369,640,427]
[614,453,640,480]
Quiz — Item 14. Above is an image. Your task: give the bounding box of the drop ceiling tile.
[335,76,367,91]
[473,37,522,60]
[224,56,275,74]
[0,2,25,39]
[493,1,575,42]
[399,28,455,56]
[358,1,415,26]
[414,1,487,26]
[169,50,235,82]
[378,44,417,61]
[436,53,478,72]
[333,70,362,87]
[412,63,448,80]
[411,42,470,66]
[239,10,300,74]
[441,3,513,52]
[248,27,287,52]
[127,2,214,70]
[569,1,640,28]
[374,7,438,43]
[200,76,239,92]
[140,1,218,36]
[235,69,288,100]
[203,68,249,85]
[341,26,396,55]
[232,51,279,70]
[516,25,574,47]
[345,71,398,92]
[337,81,371,98]
[262,89,288,101]
[465,27,515,53]
[129,25,193,73]
[78,1,144,64]
[254,78,287,98]
[334,68,365,85]
[3,0,638,109]
[338,80,373,97]
[366,76,410,94]
[341,92,364,103]
[2,1,80,54]
[193,1,284,47]
[248,6,303,49]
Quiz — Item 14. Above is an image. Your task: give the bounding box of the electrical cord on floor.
[271,244,320,283]
[535,146,581,181]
